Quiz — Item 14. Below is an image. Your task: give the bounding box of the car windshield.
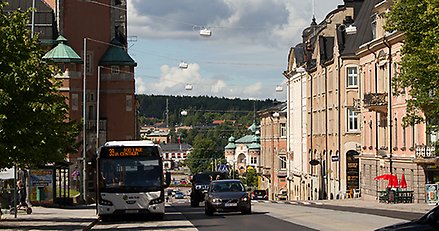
[99,158,162,192]
[211,181,245,192]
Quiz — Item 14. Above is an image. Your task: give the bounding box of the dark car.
[174,191,185,199]
[375,205,439,230]
[252,189,268,200]
[190,172,227,207]
[204,179,251,216]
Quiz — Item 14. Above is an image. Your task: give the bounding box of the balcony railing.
[416,145,436,158]
[363,93,387,113]
[277,169,287,177]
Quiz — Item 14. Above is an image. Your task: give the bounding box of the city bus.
[96,140,171,220]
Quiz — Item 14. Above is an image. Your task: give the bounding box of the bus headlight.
[99,198,113,206]
[150,197,164,205]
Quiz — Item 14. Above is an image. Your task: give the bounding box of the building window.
[126,95,132,111]
[371,14,377,40]
[72,94,78,111]
[347,66,358,87]
[280,123,286,137]
[347,108,359,132]
[251,157,257,165]
[111,66,120,74]
[279,156,286,169]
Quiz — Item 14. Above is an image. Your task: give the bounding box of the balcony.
[414,145,439,165]
[363,93,387,113]
[277,169,287,177]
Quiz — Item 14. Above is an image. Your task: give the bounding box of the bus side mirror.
[164,172,171,188]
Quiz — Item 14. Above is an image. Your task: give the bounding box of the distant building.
[224,124,260,176]
[141,130,170,144]
[161,143,192,170]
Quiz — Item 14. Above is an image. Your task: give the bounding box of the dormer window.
[371,14,377,40]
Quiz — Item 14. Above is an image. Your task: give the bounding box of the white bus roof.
[103,140,157,147]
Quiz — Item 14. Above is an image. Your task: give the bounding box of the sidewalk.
[317,198,435,214]
[0,205,97,231]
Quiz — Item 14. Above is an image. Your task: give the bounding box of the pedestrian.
[71,167,80,191]
[17,180,27,208]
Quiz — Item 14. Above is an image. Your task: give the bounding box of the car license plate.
[225,203,237,207]
[125,210,138,214]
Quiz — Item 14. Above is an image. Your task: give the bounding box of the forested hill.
[137,95,280,119]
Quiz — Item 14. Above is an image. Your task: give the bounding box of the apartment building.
[356,0,433,203]
[284,0,380,200]
[9,0,137,202]
[258,104,287,200]
[283,0,436,203]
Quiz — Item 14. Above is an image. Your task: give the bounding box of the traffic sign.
[217,164,229,173]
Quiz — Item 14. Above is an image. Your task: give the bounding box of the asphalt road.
[174,202,317,231]
[91,198,424,231]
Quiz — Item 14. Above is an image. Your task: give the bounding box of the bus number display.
[108,148,143,157]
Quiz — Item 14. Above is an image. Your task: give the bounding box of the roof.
[235,135,257,144]
[103,140,156,147]
[225,143,236,150]
[42,36,82,63]
[161,143,192,152]
[340,0,382,57]
[99,38,137,66]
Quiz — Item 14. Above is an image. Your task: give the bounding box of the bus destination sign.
[108,147,143,157]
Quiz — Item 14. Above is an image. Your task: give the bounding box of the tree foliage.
[0,3,79,168]
[241,167,258,188]
[386,0,439,130]
[185,135,224,174]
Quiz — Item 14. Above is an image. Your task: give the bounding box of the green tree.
[242,167,258,188]
[0,3,79,168]
[386,1,439,136]
[185,135,223,174]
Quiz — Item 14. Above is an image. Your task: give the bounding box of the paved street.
[0,198,435,231]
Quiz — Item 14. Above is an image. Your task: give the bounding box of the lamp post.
[82,37,87,203]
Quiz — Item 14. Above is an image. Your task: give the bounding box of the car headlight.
[195,185,202,190]
[212,198,222,203]
[241,194,249,202]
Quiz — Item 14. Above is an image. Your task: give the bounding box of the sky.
[126,0,344,101]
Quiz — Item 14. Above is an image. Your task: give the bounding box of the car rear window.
[254,190,266,195]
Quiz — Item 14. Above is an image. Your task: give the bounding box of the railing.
[363,93,387,113]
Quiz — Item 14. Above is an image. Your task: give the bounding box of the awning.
[0,167,15,180]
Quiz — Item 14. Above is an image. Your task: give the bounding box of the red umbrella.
[399,173,408,188]
[388,174,399,188]
[374,174,392,180]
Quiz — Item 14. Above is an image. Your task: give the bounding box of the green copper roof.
[235,135,257,144]
[225,143,236,150]
[248,142,260,150]
[225,135,236,149]
[99,38,137,66]
[42,35,82,63]
[248,136,260,150]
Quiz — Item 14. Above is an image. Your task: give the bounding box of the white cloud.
[128,0,344,100]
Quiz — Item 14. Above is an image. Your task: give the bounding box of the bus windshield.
[100,157,162,192]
